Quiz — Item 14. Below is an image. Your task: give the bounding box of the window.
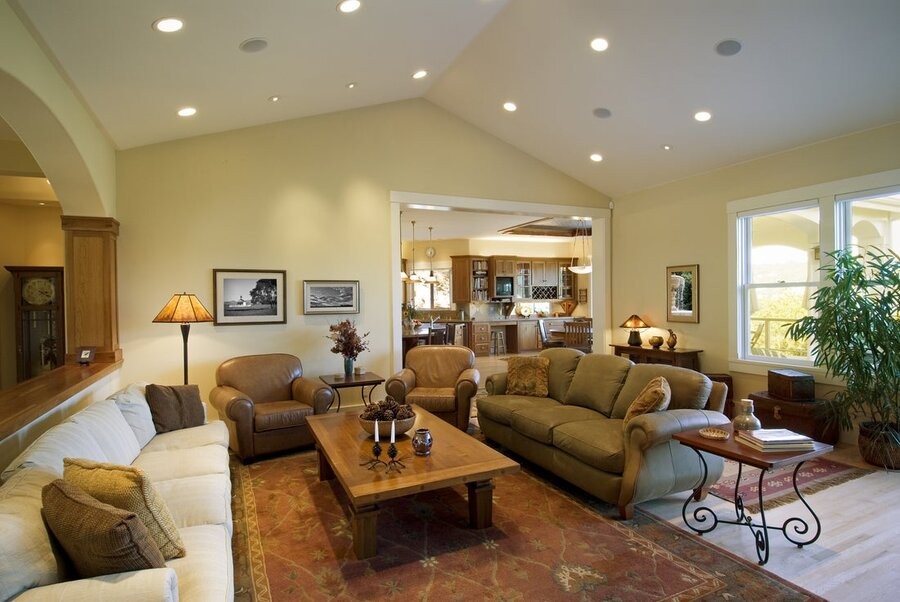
[729,169,900,372]
[411,269,450,309]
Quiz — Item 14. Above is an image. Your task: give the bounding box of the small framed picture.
[577,288,588,303]
[78,347,96,365]
[303,280,360,314]
[213,269,287,325]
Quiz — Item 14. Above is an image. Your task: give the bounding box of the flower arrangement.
[327,319,369,360]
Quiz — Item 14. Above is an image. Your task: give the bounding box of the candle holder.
[385,442,406,473]
[360,441,387,471]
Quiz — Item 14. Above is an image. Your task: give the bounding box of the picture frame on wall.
[666,264,699,323]
[303,280,360,314]
[213,269,286,325]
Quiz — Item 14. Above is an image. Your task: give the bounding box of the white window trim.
[727,168,900,380]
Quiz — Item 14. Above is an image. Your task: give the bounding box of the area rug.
[231,451,822,601]
[709,457,873,514]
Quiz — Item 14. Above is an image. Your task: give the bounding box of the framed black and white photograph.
[303,280,360,314]
[213,269,286,325]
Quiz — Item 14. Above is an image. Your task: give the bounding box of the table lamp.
[153,292,214,384]
[620,314,650,346]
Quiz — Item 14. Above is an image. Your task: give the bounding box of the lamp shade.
[620,314,650,329]
[153,293,213,324]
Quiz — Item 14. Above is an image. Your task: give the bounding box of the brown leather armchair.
[385,345,479,431]
[209,353,334,462]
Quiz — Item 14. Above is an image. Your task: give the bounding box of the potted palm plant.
[786,246,900,469]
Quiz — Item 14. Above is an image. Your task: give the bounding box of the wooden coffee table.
[306,405,519,559]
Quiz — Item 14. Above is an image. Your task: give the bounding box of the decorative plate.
[698,427,730,441]
[517,306,533,317]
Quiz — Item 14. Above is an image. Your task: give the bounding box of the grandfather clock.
[5,266,66,382]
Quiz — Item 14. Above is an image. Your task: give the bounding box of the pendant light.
[424,226,438,282]
[399,210,410,281]
[408,220,421,282]
[568,218,593,274]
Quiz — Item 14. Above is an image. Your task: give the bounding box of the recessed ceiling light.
[39,202,46,206]
[590,153,603,162]
[662,144,672,151]
[694,110,712,122]
[239,38,268,53]
[592,107,612,119]
[346,82,356,89]
[152,18,183,33]
[412,70,428,80]
[715,39,742,56]
[503,101,517,112]
[177,107,197,117]
[590,37,609,52]
[337,0,361,13]
[268,95,280,103]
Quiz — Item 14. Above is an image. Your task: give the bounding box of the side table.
[319,372,385,412]
[673,425,832,565]
[608,344,702,371]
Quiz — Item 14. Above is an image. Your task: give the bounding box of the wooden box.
[748,391,838,444]
[767,369,815,401]
[704,373,734,416]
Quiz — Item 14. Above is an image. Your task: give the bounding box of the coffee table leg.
[467,480,495,529]
[351,504,380,559]
[317,447,334,481]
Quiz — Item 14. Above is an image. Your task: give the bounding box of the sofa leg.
[693,486,710,501]
[618,504,634,520]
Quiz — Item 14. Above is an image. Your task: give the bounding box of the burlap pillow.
[145,384,205,433]
[506,356,551,397]
[41,479,165,578]
[63,458,185,559]
[624,376,671,424]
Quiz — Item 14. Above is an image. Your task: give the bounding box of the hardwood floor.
[474,352,899,601]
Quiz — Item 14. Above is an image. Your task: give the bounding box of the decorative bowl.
[648,335,665,349]
[698,427,730,441]
[358,414,416,438]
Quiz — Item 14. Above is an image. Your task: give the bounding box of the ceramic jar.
[648,335,664,349]
[732,398,762,432]
[666,329,678,350]
[411,428,433,456]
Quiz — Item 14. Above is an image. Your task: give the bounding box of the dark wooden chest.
[767,369,815,401]
[748,391,838,444]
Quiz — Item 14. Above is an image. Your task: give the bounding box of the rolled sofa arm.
[292,377,334,414]
[385,369,417,404]
[624,409,731,450]
[484,373,508,395]
[14,568,178,602]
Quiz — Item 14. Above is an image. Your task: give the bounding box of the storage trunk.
[748,391,838,444]
[767,369,815,401]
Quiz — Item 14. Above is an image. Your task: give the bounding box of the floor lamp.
[153,292,214,384]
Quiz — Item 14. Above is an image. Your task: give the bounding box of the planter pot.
[858,421,900,470]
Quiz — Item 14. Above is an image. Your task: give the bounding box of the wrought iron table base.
[681,449,823,565]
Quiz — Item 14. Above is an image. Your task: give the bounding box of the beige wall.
[0,203,64,389]
[611,121,900,405]
[116,98,607,403]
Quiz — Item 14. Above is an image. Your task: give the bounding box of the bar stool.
[490,330,506,356]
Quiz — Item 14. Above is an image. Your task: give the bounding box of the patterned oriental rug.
[230,451,822,601]
[709,458,873,514]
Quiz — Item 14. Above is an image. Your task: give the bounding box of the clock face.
[22,277,56,305]
[424,246,436,258]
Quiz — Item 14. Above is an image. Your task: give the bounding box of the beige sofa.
[479,348,730,519]
[0,383,233,601]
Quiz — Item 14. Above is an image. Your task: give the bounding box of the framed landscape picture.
[303,280,360,314]
[666,264,699,323]
[213,269,286,325]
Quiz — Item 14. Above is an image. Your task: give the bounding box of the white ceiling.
[8,0,900,216]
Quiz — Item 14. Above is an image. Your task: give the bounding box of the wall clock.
[22,277,56,305]
[424,246,436,258]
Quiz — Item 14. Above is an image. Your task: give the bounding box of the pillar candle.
[374,419,379,442]
[391,419,396,443]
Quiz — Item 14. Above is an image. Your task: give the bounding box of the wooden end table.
[306,405,519,559]
[319,371,385,412]
[673,425,832,565]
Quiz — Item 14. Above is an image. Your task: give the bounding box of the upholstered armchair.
[385,345,480,430]
[209,353,334,462]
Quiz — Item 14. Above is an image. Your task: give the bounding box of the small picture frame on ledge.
[78,347,96,365]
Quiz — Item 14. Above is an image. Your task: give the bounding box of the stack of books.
[736,428,815,452]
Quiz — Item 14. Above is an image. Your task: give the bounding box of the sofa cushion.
[506,356,550,397]
[476,395,560,426]
[611,364,713,419]
[167,524,233,602]
[564,353,633,416]
[68,399,141,465]
[510,406,602,444]
[1,422,108,482]
[146,384,206,433]
[553,419,627,474]
[141,421,229,453]
[406,387,457,412]
[41,479,165,578]
[133,444,229,482]
[253,400,313,432]
[540,348,583,401]
[154,474,232,534]
[0,467,62,600]
[623,376,671,424]
[63,458,185,560]
[108,383,156,447]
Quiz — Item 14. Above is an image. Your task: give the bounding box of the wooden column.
[60,216,122,364]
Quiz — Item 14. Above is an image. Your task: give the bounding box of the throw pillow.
[624,376,671,424]
[63,458,186,559]
[506,356,551,397]
[41,479,165,578]
[145,384,205,433]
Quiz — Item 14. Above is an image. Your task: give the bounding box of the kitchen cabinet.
[491,257,516,277]
[517,321,540,352]
[451,256,489,303]
[471,322,491,356]
[515,261,531,299]
[558,262,574,299]
[532,260,559,287]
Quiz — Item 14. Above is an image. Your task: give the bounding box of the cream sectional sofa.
[479,348,731,519]
[0,383,233,601]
